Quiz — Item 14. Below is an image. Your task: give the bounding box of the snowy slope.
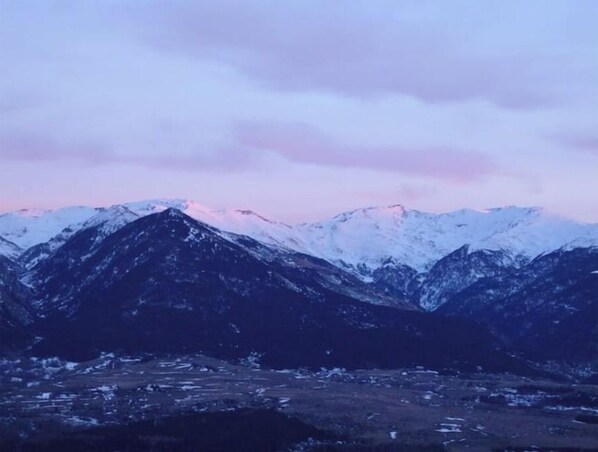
[80,205,140,238]
[0,236,22,261]
[123,199,305,250]
[0,207,99,250]
[18,206,140,270]
[295,205,598,272]
[149,202,598,272]
[2,200,598,274]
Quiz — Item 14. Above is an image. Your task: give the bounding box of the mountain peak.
[161,207,187,218]
[146,207,215,234]
[328,203,409,222]
[386,204,407,213]
[124,199,206,215]
[231,209,277,224]
[79,205,140,235]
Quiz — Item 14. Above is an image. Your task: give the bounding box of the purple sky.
[1,1,597,222]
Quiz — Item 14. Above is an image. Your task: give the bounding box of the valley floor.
[1,354,597,451]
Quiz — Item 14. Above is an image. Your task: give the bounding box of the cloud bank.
[129,0,596,109]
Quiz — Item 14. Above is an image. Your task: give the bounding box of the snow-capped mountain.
[0,206,99,250]
[294,205,598,273]
[28,207,410,313]
[2,200,596,366]
[120,201,598,274]
[123,199,305,251]
[29,208,525,373]
[3,200,597,275]
[19,206,140,271]
[3,199,598,313]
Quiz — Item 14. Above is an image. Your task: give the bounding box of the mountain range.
[0,200,596,371]
[3,200,597,274]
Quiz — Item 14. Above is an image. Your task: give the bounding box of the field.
[1,354,597,451]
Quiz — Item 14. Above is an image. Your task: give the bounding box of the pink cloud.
[234,121,498,182]
[0,118,497,182]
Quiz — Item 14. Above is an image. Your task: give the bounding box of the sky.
[1,0,597,223]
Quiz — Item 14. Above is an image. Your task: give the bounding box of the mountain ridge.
[1,204,595,368]
[28,207,530,373]
[3,200,597,274]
